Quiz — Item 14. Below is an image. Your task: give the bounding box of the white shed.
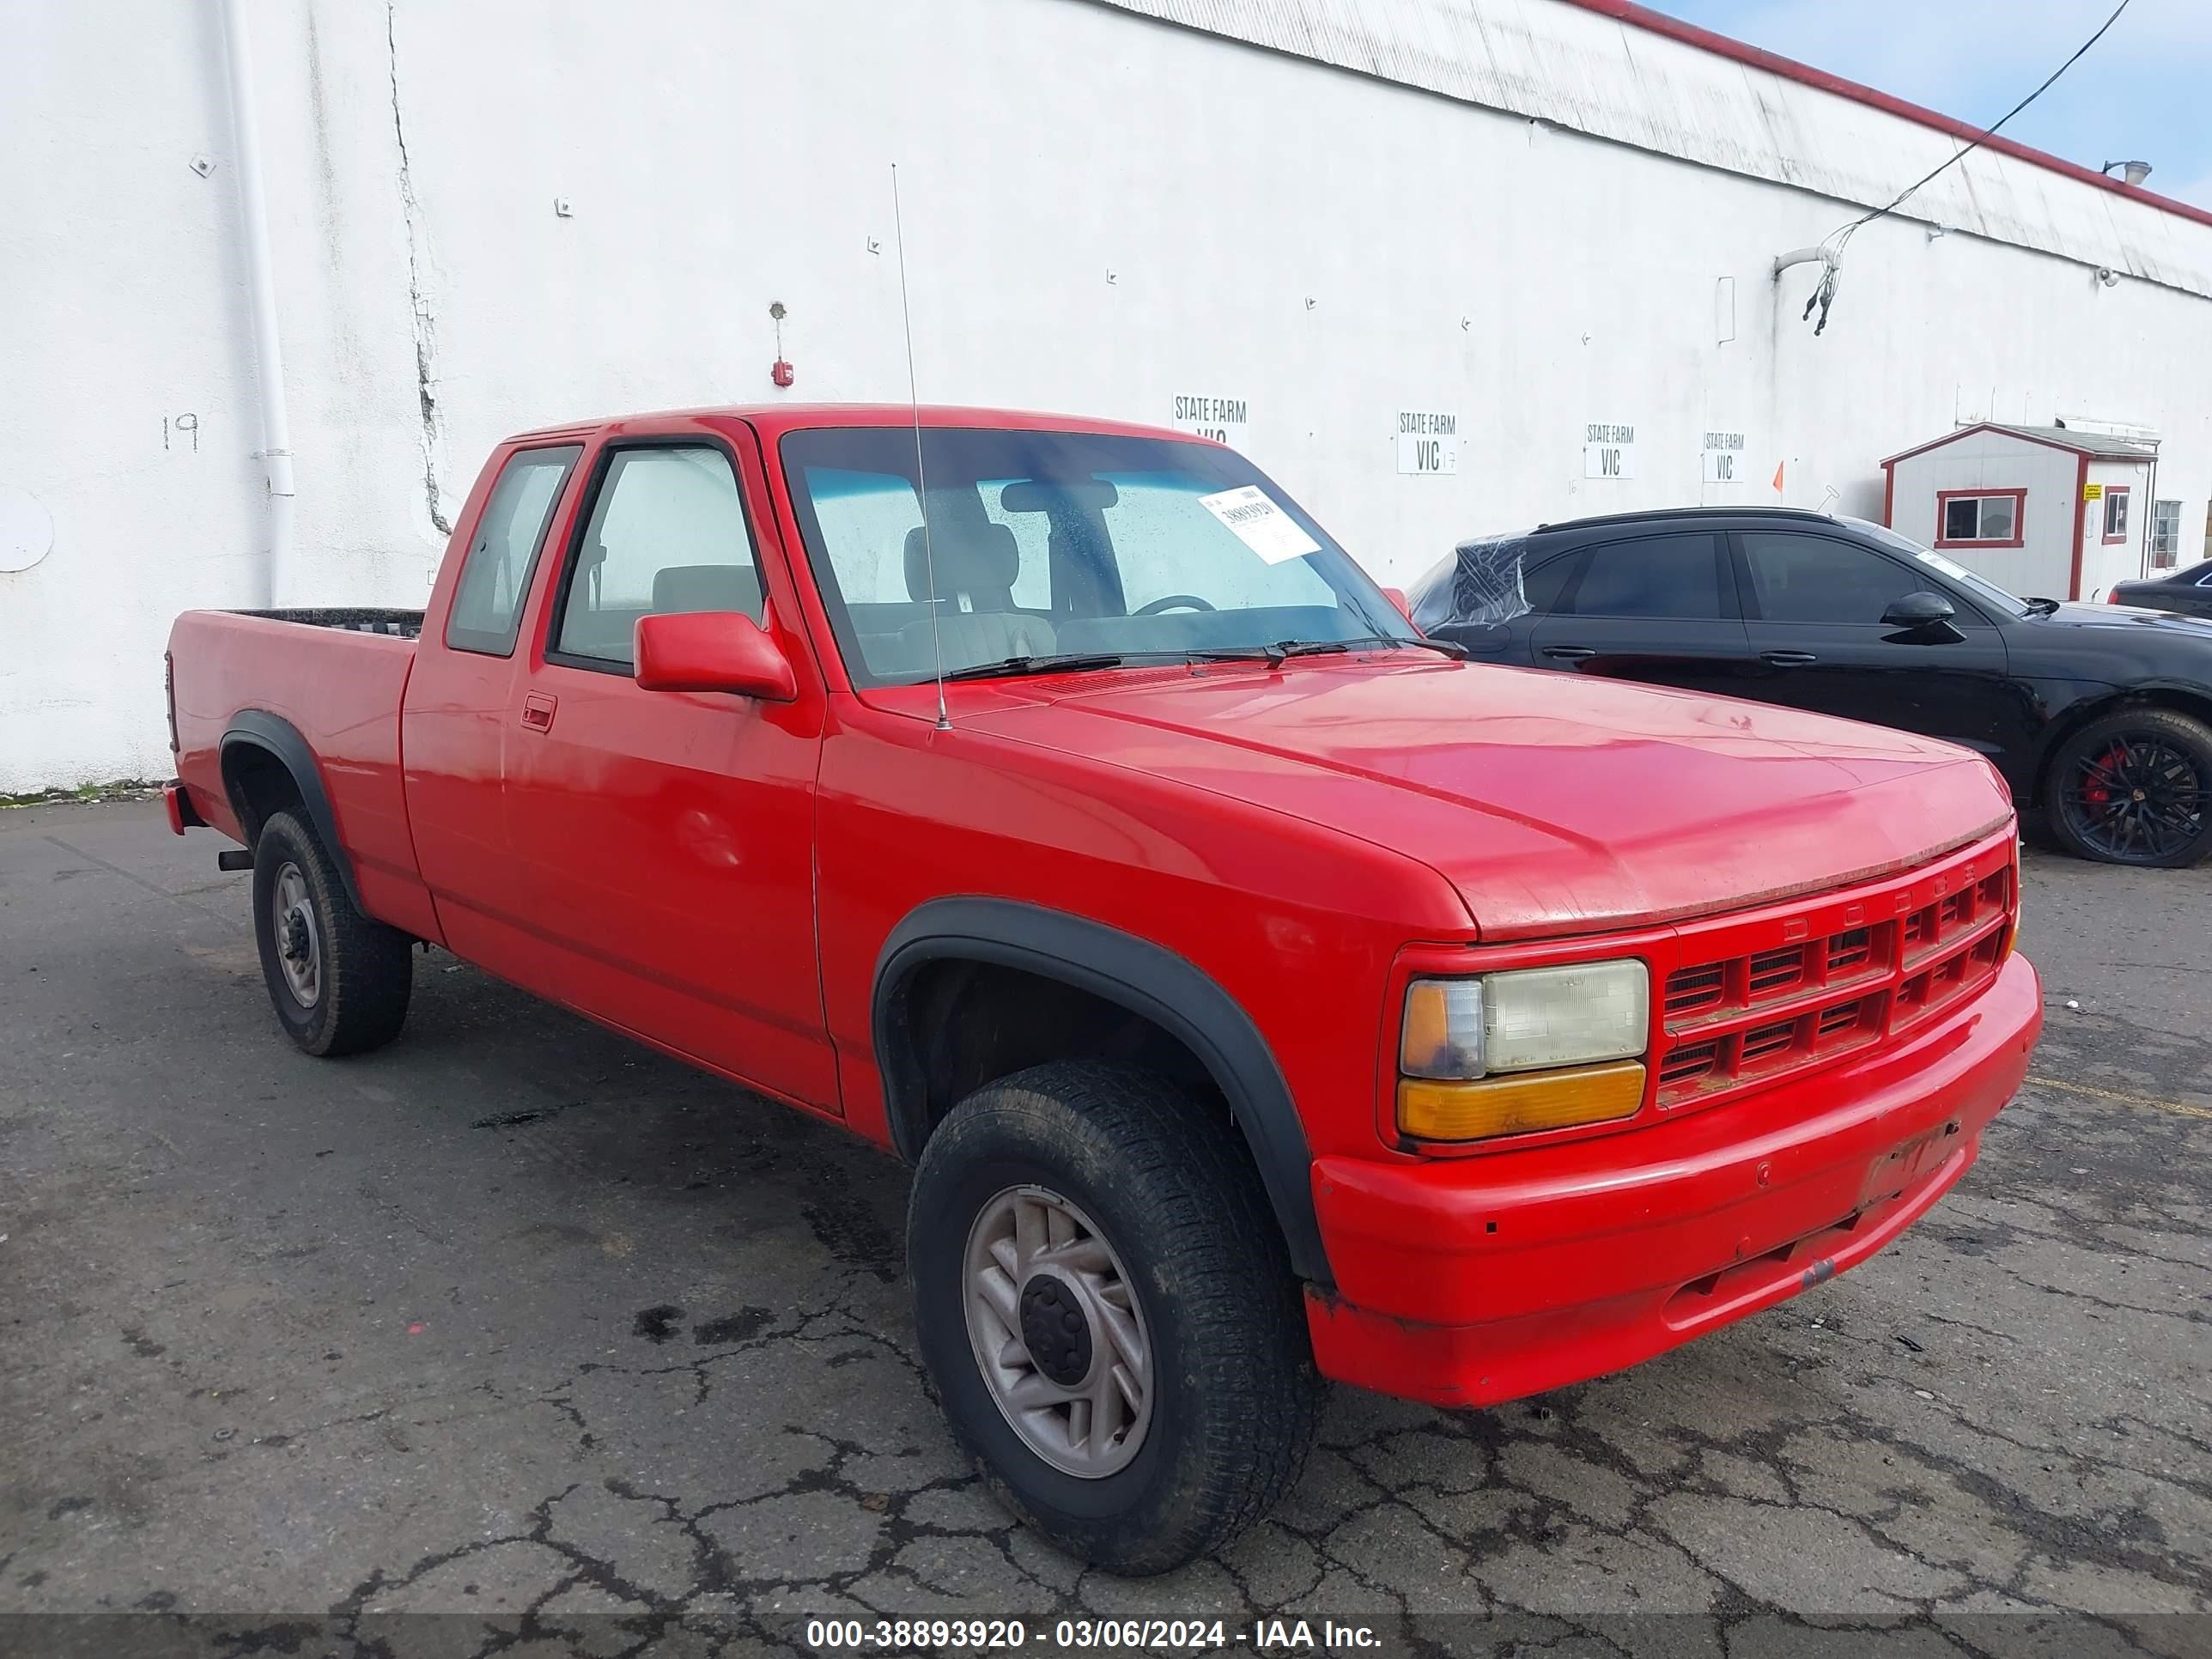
[1881,423,2162,602]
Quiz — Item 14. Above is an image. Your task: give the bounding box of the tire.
[2043,707,2212,868]
[907,1060,1322,1575]
[250,810,413,1055]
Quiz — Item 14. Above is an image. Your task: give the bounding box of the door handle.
[1760,651,1819,667]
[520,692,558,732]
[1541,645,1597,662]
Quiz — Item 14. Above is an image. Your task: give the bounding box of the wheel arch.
[219,711,368,913]
[872,897,1331,1286]
[2030,684,2212,804]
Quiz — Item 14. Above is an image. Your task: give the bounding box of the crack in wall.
[386,0,449,537]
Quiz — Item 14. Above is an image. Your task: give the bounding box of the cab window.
[445,446,581,656]
[552,444,763,668]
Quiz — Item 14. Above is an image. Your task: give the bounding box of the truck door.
[404,440,586,938]
[495,423,836,1110]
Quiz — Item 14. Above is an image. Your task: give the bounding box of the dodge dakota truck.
[166,404,2041,1573]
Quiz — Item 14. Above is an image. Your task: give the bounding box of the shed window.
[1936,489,2023,548]
[2102,486,2131,544]
[2150,500,2182,568]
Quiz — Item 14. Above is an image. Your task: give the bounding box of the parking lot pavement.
[1,800,2206,1656]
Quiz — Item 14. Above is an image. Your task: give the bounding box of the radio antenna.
[890,163,951,731]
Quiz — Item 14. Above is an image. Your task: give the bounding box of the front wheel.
[907,1061,1322,1575]
[251,811,414,1055]
[2045,708,2212,867]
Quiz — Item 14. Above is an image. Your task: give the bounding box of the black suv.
[1407,507,2212,867]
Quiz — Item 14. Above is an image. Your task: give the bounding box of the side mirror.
[634,611,797,702]
[1881,591,1956,629]
[1382,586,1414,623]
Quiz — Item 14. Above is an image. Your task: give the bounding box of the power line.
[1827,0,2134,254]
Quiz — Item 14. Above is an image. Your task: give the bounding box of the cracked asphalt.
[1,799,2206,1657]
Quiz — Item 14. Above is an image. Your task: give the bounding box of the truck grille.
[1652,841,2015,1112]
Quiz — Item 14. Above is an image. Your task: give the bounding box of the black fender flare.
[872,897,1331,1285]
[219,710,368,914]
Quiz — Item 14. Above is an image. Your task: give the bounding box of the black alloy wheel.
[2047,708,2212,867]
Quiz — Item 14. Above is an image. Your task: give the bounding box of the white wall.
[4,0,2212,790]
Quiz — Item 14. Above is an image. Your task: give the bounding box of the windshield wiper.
[1187,635,1470,668]
[1186,640,1352,668]
[1367,633,1468,659]
[938,652,1125,683]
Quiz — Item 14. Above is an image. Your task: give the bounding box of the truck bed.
[167,607,434,939]
[226,607,426,638]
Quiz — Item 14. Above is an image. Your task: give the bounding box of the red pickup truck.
[166,404,2041,1572]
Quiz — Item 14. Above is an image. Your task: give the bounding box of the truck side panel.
[815,687,1478,1163]
[169,611,441,943]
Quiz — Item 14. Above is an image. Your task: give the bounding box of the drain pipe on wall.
[219,0,295,606]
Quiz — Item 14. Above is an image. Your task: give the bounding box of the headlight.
[1401,961,1650,1078]
[1397,960,1650,1143]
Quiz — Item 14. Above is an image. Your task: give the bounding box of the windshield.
[1844,517,2034,618]
[780,428,1416,686]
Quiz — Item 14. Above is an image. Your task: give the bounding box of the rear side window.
[1522,554,1577,615]
[1741,532,1930,623]
[446,446,581,655]
[553,445,762,668]
[1566,534,1725,619]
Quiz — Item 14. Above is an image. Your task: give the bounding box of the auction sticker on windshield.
[1199,485,1322,564]
[1915,548,1977,582]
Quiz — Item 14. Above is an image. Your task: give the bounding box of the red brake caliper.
[2082,744,2126,807]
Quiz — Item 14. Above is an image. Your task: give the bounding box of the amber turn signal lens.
[2008,845,2022,957]
[1399,978,1484,1079]
[1397,1060,1646,1143]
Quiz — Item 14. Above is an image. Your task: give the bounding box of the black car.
[1407,507,2212,867]
[2109,559,2212,620]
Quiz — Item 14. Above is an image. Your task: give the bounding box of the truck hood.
[961,659,2013,940]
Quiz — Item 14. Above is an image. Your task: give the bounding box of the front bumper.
[1305,951,2041,1407]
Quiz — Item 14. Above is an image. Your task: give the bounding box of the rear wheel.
[907,1061,1322,1575]
[2045,708,2212,867]
[250,811,413,1055]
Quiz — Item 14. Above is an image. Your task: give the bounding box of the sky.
[1640,0,2212,210]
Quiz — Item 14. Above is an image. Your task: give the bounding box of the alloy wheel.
[963,1184,1154,1479]
[2065,735,2206,862]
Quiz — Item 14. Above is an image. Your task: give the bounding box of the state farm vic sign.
[1583,422,1636,480]
[1395,410,1460,476]
[1172,395,1249,446]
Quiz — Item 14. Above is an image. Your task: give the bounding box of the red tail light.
[2108,590,2123,604]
